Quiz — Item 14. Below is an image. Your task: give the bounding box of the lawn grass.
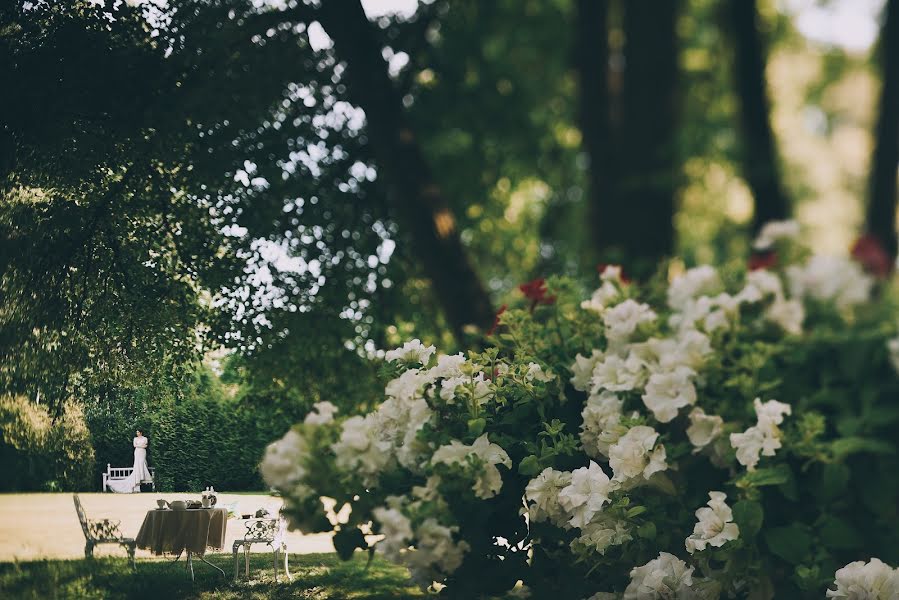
[0,552,424,600]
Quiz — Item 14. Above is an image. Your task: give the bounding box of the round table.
[136,507,228,579]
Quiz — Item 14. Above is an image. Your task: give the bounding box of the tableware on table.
[201,497,211,508]
[156,499,168,509]
[169,500,187,511]
[241,513,252,519]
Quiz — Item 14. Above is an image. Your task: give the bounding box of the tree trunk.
[591,0,680,275]
[315,1,494,340]
[867,0,899,259]
[574,0,610,268]
[726,0,790,231]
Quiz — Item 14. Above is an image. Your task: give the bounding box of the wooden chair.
[72,494,136,567]
[232,518,291,581]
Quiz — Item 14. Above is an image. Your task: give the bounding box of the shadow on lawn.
[0,552,424,600]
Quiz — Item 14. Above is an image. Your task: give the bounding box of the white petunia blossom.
[372,506,413,559]
[573,518,632,555]
[642,366,697,423]
[592,353,647,393]
[571,350,604,392]
[786,255,873,311]
[428,353,466,379]
[685,491,740,554]
[525,362,555,383]
[729,398,791,471]
[826,557,899,599]
[766,298,805,335]
[580,392,625,458]
[524,467,573,527]
[385,339,436,365]
[608,426,667,484]
[686,408,723,451]
[260,429,311,496]
[624,552,695,600]
[739,269,785,303]
[603,299,657,345]
[402,518,470,586]
[557,461,617,528]
[582,281,621,313]
[667,266,722,311]
[332,414,393,483]
[753,219,800,250]
[431,434,512,499]
[303,401,338,425]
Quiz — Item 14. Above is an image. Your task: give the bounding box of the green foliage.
[0,395,94,491]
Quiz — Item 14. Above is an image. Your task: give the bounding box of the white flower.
[525,467,573,526]
[592,353,647,393]
[439,372,494,405]
[428,353,466,379]
[525,362,555,383]
[729,398,791,471]
[557,461,616,528]
[582,281,621,313]
[385,368,429,402]
[738,269,785,303]
[580,392,624,458]
[826,558,899,599]
[573,519,632,555]
[585,594,619,600]
[571,350,604,391]
[373,506,413,560]
[668,266,722,311]
[608,426,667,484]
[766,298,805,334]
[385,339,436,365]
[260,429,309,493]
[685,491,740,554]
[787,255,873,310]
[642,366,697,423]
[431,434,512,499]
[304,401,338,425]
[686,408,723,451]
[603,299,657,345]
[753,219,800,250]
[624,552,695,600]
[402,518,470,585]
[332,414,393,483]
[889,337,899,374]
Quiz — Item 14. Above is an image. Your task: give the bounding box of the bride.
[107,430,153,493]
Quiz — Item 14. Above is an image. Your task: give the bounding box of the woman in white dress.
[108,430,153,493]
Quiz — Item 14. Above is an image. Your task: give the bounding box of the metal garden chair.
[72,494,136,567]
[232,517,291,581]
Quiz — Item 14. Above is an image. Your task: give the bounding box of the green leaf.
[818,463,850,502]
[637,522,656,539]
[467,418,487,437]
[764,524,812,564]
[517,455,541,477]
[732,500,764,537]
[333,527,367,561]
[831,437,894,459]
[626,506,647,519]
[818,515,863,550]
[738,463,791,488]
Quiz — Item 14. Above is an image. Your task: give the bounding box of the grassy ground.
[0,553,424,600]
[0,493,334,561]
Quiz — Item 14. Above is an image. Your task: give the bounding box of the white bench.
[102,464,156,492]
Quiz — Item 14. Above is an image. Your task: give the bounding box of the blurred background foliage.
[1,0,896,490]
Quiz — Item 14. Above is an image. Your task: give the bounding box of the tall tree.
[866,0,899,259]
[314,0,494,341]
[726,0,790,231]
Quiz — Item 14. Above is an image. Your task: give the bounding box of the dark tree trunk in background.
[867,0,899,259]
[575,0,610,268]
[316,1,494,341]
[726,0,790,232]
[577,0,680,274]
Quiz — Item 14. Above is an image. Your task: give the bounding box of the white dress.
[108,436,152,493]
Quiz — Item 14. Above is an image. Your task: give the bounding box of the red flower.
[748,250,778,271]
[487,304,507,336]
[851,234,893,278]
[518,278,556,311]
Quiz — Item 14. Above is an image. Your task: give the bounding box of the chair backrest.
[72,494,90,539]
[242,518,279,542]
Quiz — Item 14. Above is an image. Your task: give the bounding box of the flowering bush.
[262,222,899,599]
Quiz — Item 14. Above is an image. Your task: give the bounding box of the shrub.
[0,395,94,491]
[264,223,899,599]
